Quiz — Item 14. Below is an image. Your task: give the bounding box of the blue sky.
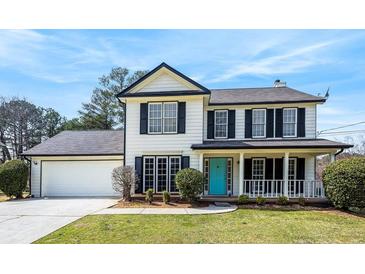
[0,29,364,143]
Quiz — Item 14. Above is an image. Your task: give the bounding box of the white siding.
[31,161,41,197]
[204,104,317,140]
[305,105,316,138]
[138,74,192,93]
[125,97,204,171]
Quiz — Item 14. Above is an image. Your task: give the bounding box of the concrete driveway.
[0,197,117,244]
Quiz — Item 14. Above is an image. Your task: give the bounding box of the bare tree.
[111,166,137,201]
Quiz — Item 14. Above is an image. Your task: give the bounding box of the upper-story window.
[148,102,177,134]
[252,109,266,138]
[283,108,297,137]
[214,110,228,138]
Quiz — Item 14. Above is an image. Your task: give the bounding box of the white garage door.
[42,160,122,196]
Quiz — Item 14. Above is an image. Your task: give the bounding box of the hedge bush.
[175,168,204,202]
[0,160,28,198]
[322,157,365,209]
[145,188,154,204]
[238,194,250,205]
[163,191,170,204]
[276,196,289,205]
[256,196,266,206]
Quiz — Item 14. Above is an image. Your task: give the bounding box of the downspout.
[117,96,126,167]
[23,156,32,198]
[335,148,344,158]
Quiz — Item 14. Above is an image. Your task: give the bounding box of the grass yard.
[35,209,365,244]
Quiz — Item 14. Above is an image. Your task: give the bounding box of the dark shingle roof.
[191,139,353,150]
[22,130,124,156]
[209,87,325,105]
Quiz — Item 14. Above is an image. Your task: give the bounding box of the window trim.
[142,155,182,193]
[147,102,163,134]
[163,102,178,134]
[252,109,266,138]
[147,102,178,134]
[156,156,169,192]
[143,156,155,193]
[288,157,297,180]
[169,156,181,193]
[214,109,228,139]
[283,108,297,138]
[252,158,266,180]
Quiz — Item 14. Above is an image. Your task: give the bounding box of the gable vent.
[273,79,286,88]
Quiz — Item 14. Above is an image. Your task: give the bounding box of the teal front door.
[209,158,227,195]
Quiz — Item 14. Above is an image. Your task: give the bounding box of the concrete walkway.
[92,204,237,215]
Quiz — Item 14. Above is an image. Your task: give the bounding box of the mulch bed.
[113,198,210,208]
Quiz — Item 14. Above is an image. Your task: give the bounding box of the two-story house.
[23,63,352,199]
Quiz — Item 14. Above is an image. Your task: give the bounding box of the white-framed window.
[203,158,209,192]
[148,103,162,133]
[227,158,233,193]
[252,109,266,138]
[252,158,265,180]
[143,157,155,192]
[163,102,177,133]
[143,156,182,193]
[288,158,297,180]
[148,102,177,134]
[214,110,228,138]
[169,156,181,192]
[156,157,168,192]
[283,108,297,137]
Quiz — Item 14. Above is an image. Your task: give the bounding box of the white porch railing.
[243,180,325,198]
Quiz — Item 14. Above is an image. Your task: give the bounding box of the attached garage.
[22,130,124,197]
[41,160,122,197]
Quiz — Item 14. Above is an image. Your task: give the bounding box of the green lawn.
[35,209,365,244]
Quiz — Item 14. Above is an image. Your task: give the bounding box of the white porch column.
[239,152,244,195]
[199,153,204,173]
[283,152,289,197]
[330,153,336,163]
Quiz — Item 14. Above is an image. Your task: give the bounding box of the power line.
[319,130,365,136]
[318,121,365,134]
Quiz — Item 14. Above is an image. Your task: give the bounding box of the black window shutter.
[297,158,305,180]
[245,109,252,138]
[275,109,283,137]
[178,102,186,134]
[244,158,252,179]
[207,111,215,139]
[297,108,306,137]
[275,158,283,179]
[181,156,190,169]
[228,110,236,139]
[266,109,274,138]
[135,157,143,193]
[140,103,148,134]
[265,158,274,179]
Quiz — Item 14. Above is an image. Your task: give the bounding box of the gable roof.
[117,62,210,97]
[22,130,124,156]
[209,87,326,105]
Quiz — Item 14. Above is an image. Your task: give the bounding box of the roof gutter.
[335,148,344,157]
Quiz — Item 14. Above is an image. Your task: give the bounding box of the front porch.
[196,148,338,200]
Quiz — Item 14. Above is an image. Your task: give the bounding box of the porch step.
[214,202,232,207]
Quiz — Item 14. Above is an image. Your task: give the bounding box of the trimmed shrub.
[298,196,306,206]
[145,189,154,204]
[163,191,170,204]
[256,196,266,206]
[175,168,204,202]
[322,157,365,209]
[111,165,137,201]
[0,159,28,198]
[238,194,250,205]
[276,196,289,205]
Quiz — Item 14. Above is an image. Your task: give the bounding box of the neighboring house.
[23,63,352,199]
